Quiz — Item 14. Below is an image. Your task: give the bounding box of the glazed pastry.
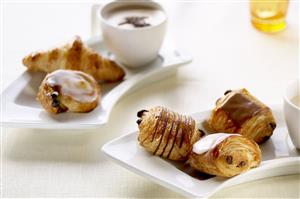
[23,36,125,82]
[37,69,100,114]
[208,88,276,144]
[137,106,203,161]
[189,133,261,177]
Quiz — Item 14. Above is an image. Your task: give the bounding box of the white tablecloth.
[2,1,299,198]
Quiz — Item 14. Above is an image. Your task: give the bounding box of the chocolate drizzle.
[166,114,182,159]
[139,108,197,160]
[188,117,195,146]
[119,16,150,28]
[141,109,163,144]
[150,108,166,143]
[161,111,181,158]
[187,118,195,146]
[220,92,262,127]
[153,111,169,155]
[160,117,175,157]
[180,116,190,148]
[177,115,186,149]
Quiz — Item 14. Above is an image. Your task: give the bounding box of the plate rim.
[101,106,300,198]
[102,135,300,198]
[101,132,202,198]
[1,36,192,129]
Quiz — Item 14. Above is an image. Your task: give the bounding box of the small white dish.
[1,36,192,129]
[102,105,300,198]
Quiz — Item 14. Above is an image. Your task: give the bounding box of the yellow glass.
[250,0,289,33]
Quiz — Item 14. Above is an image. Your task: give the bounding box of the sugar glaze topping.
[192,133,240,155]
[45,70,98,103]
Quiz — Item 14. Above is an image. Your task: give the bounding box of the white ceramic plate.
[1,37,192,129]
[102,105,300,198]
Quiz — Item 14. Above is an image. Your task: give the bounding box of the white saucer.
[1,36,192,129]
[102,105,300,198]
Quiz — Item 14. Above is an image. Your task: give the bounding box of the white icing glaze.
[192,133,240,155]
[45,70,98,103]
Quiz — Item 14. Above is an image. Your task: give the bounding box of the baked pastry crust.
[23,36,125,82]
[137,106,203,161]
[37,69,100,114]
[189,134,261,177]
[208,88,276,144]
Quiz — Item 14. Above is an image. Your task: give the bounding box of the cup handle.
[91,4,103,37]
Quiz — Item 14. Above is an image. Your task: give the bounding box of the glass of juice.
[250,0,289,33]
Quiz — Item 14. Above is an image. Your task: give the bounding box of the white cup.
[95,1,167,68]
[283,79,300,149]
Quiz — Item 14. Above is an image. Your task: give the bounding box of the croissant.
[189,133,261,177]
[23,36,125,82]
[137,106,203,161]
[37,69,100,114]
[208,88,276,144]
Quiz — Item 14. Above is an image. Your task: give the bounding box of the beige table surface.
[2,1,300,198]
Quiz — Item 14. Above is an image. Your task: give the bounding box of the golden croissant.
[22,36,125,82]
[189,133,261,177]
[137,106,203,161]
[208,88,276,144]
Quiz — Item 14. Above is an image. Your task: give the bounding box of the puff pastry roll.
[189,133,261,177]
[208,88,276,144]
[23,36,125,82]
[37,69,100,114]
[137,106,203,161]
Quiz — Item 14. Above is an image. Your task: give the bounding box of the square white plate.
[102,105,300,198]
[1,37,192,129]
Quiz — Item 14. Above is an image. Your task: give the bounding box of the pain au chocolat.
[208,88,276,144]
[137,106,203,161]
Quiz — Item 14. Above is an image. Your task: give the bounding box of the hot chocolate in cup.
[99,1,167,68]
[283,79,300,149]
